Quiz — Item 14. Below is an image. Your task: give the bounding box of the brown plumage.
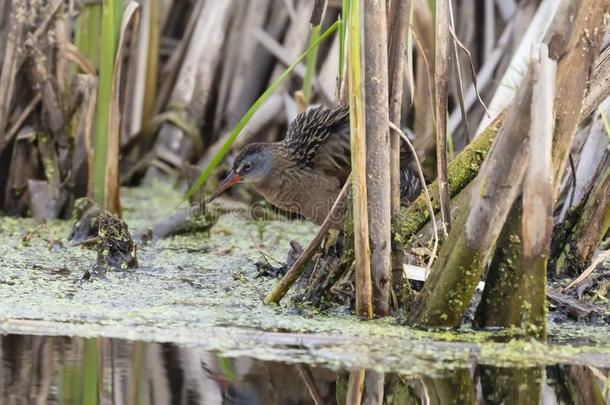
[210,105,421,226]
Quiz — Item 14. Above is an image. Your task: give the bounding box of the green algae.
[0,182,609,377]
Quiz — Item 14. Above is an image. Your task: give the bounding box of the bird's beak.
[208,171,242,202]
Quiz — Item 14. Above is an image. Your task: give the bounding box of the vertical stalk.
[143,0,160,128]
[364,0,391,316]
[387,0,412,308]
[434,0,451,233]
[338,0,348,94]
[302,25,321,105]
[520,45,555,339]
[92,0,121,208]
[348,0,373,319]
[303,0,325,105]
[346,369,366,405]
[83,338,100,405]
[75,4,102,70]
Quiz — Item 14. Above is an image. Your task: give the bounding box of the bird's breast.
[255,168,343,225]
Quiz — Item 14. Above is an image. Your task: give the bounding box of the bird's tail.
[400,165,422,203]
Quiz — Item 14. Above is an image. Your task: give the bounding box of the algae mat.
[1,184,609,376]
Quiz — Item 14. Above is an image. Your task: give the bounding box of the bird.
[209,105,421,227]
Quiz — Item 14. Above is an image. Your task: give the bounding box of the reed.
[347,0,373,320]
[302,25,321,105]
[91,0,122,209]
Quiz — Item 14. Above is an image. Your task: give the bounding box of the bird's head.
[208,143,273,202]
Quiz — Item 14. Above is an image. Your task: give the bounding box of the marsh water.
[1,185,609,404]
[1,333,609,405]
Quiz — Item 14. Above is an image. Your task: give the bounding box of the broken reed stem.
[364,0,391,317]
[263,177,351,304]
[348,0,373,320]
[476,48,556,336]
[409,69,534,328]
[520,45,555,338]
[434,0,452,234]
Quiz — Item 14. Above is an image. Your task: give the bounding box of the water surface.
[2,334,609,404]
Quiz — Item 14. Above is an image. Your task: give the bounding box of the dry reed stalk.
[412,0,435,166]
[104,2,141,214]
[348,0,373,320]
[448,0,470,141]
[0,0,24,138]
[434,0,452,234]
[387,0,411,303]
[364,0,391,316]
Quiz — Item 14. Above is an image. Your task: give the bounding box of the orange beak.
[208,171,242,202]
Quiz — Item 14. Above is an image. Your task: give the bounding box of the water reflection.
[1,334,608,404]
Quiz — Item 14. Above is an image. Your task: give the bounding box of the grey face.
[232,144,272,185]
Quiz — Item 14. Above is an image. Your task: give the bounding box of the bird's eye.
[243,162,253,172]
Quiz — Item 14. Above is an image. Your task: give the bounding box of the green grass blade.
[184,20,340,202]
[302,24,321,104]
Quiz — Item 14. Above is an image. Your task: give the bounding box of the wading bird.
[209,105,421,227]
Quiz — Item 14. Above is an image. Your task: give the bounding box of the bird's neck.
[252,145,300,204]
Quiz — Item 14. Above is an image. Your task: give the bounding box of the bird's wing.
[283,105,351,182]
